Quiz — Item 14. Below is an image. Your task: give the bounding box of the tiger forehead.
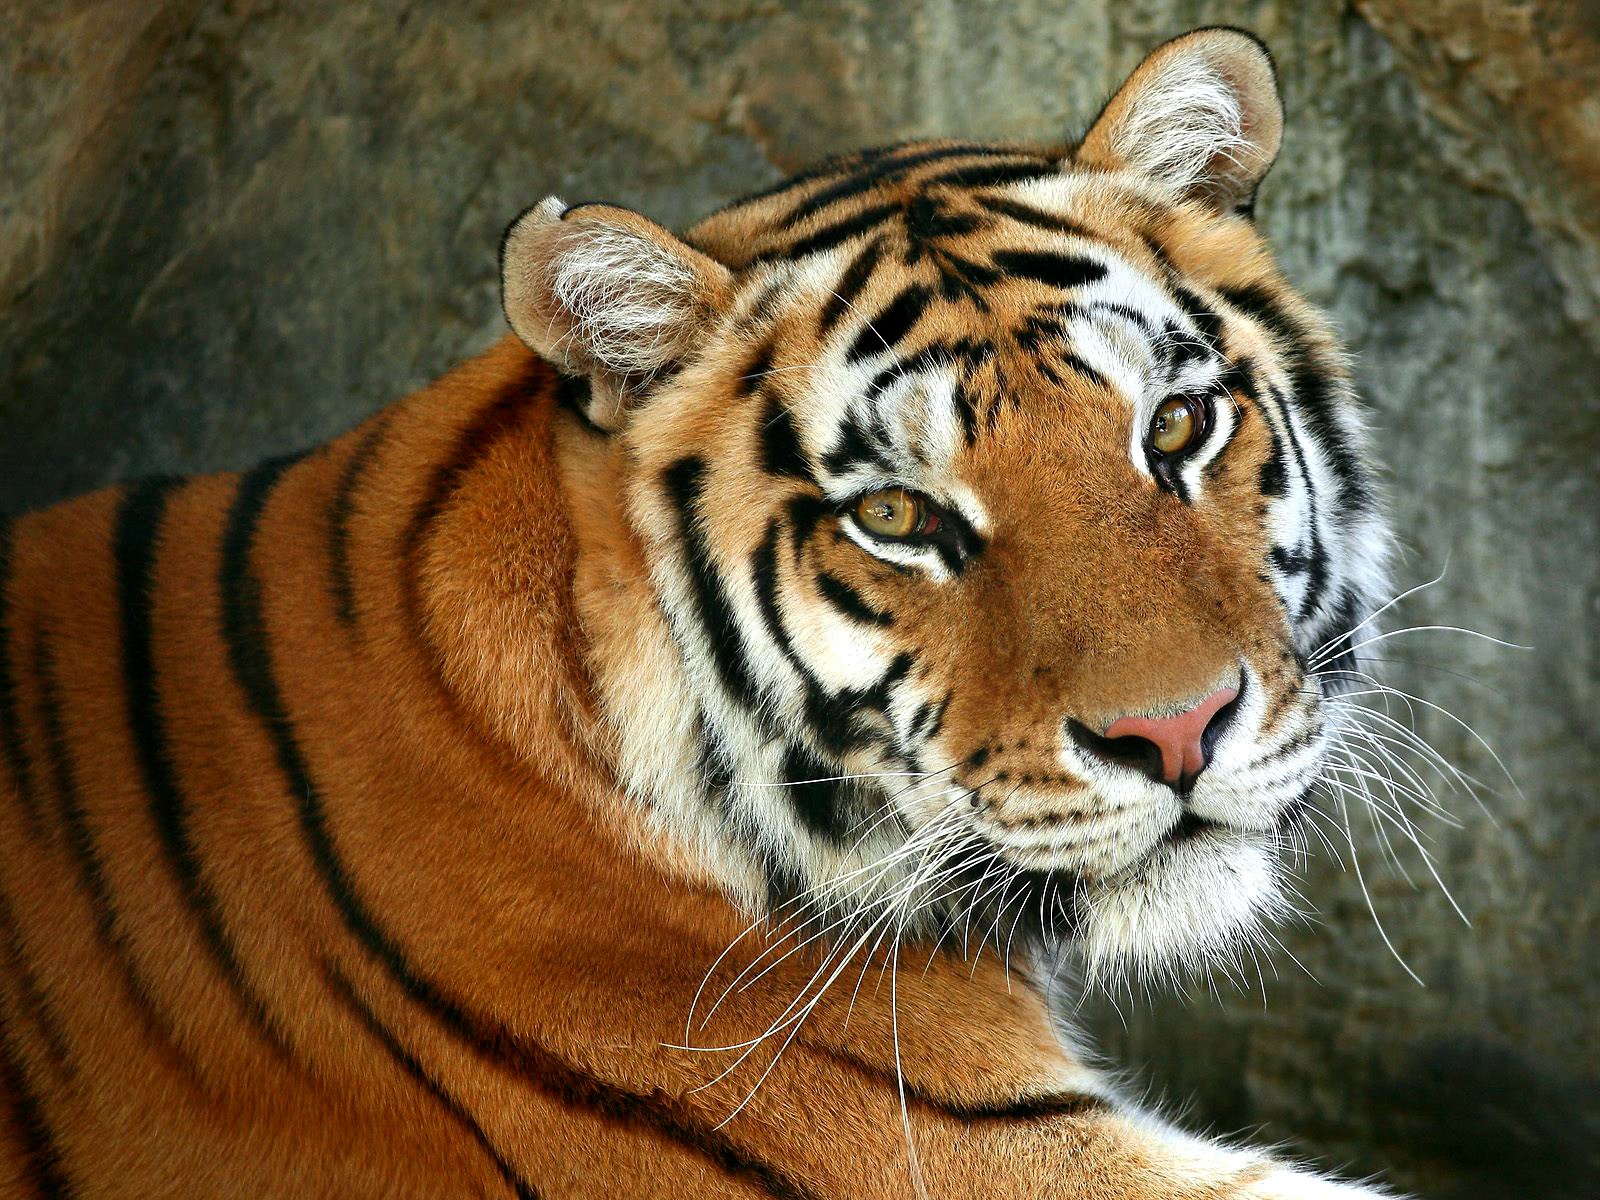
[686,138,1181,272]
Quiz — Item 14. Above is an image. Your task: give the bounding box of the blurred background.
[2,2,1596,1196]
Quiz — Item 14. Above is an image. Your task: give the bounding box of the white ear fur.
[1079,28,1283,212]
[500,199,732,400]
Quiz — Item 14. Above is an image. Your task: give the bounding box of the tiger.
[0,26,1403,1199]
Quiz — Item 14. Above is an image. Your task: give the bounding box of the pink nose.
[1103,686,1239,787]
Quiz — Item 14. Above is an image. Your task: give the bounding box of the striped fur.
[2,29,1397,1198]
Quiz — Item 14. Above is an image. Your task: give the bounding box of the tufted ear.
[500,198,733,427]
[1077,28,1283,215]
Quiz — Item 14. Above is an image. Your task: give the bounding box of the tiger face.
[502,29,1390,980]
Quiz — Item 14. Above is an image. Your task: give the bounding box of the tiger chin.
[1,28,1401,1200]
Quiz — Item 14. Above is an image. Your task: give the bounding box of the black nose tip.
[1066,677,1245,792]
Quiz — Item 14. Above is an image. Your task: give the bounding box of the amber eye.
[1148,396,1204,457]
[854,487,933,540]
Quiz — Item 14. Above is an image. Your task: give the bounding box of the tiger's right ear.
[500,198,734,428]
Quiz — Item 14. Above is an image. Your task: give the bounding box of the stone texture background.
[2,2,1596,1196]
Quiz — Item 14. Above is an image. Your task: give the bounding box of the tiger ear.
[1076,27,1283,215]
[500,199,733,427]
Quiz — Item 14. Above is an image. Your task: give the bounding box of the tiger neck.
[377,337,758,901]
[387,340,965,941]
[313,336,1070,1087]
[544,369,935,925]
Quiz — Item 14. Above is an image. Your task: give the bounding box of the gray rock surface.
[3,3,1596,1197]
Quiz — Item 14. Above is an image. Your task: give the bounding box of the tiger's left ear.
[500,198,734,428]
[1076,27,1283,215]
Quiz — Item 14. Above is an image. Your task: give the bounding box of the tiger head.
[500,28,1390,981]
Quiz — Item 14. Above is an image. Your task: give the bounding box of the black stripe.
[813,1045,1111,1125]
[818,410,894,478]
[706,143,894,216]
[554,373,607,436]
[778,744,847,841]
[1211,359,1285,495]
[748,518,810,683]
[737,341,776,399]
[761,202,899,263]
[846,284,933,363]
[0,521,45,840]
[817,236,885,337]
[1140,231,1178,274]
[930,249,1002,306]
[903,193,983,248]
[1059,353,1106,389]
[661,458,767,716]
[1172,286,1225,348]
[760,395,814,483]
[399,380,538,669]
[225,456,811,1195]
[799,651,916,756]
[948,1092,1111,1122]
[786,493,829,563]
[1262,383,1330,617]
[323,963,538,1200]
[33,624,200,1079]
[917,160,1057,191]
[783,144,1032,227]
[223,457,489,1049]
[502,1037,822,1200]
[815,572,892,627]
[0,880,72,1079]
[1218,284,1372,516]
[328,416,391,633]
[750,518,824,700]
[1258,438,1288,497]
[0,993,72,1199]
[750,521,884,768]
[953,377,980,446]
[974,194,1096,238]
[863,338,984,403]
[118,475,292,1058]
[991,250,1106,291]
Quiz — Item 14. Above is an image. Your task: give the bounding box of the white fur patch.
[1118,56,1250,197]
[1075,829,1289,987]
[552,225,700,380]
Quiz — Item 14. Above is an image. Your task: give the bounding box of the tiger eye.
[854,487,924,539]
[1149,396,1200,456]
